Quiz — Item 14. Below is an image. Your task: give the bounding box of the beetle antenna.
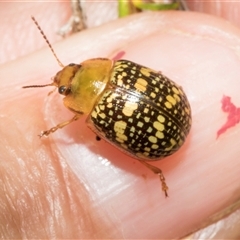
[22,83,55,89]
[31,16,64,68]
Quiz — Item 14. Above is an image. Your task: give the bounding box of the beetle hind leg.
[39,114,81,137]
[139,161,169,197]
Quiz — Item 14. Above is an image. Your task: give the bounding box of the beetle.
[23,17,192,197]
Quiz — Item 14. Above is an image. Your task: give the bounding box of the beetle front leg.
[39,114,81,137]
[139,160,169,197]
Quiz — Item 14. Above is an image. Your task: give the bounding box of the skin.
[1,2,240,239]
[187,1,240,29]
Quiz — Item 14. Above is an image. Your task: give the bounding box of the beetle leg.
[139,161,169,197]
[39,114,81,137]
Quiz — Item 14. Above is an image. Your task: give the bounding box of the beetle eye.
[58,85,69,95]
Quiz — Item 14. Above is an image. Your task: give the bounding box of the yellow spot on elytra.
[152,80,156,85]
[117,78,123,86]
[166,95,176,105]
[165,138,177,151]
[140,67,151,77]
[147,127,153,133]
[99,113,106,119]
[143,108,149,113]
[153,121,164,131]
[114,121,128,143]
[156,131,164,139]
[116,134,128,143]
[130,126,135,132]
[151,144,158,149]
[173,94,180,102]
[122,101,138,117]
[157,115,165,123]
[144,147,151,152]
[144,117,150,122]
[128,118,133,123]
[99,105,105,110]
[115,61,123,67]
[134,78,148,92]
[185,107,191,115]
[91,110,97,118]
[114,121,126,134]
[136,113,141,119]
[165,101,172,109]
[108,110,113,116]
[149,136,157,143]
[96,105,100,111]
[172,86,179,94]
[150,92,156,98]
[107,102,113,108]
[137,122,144,128]
[106,95,113,103]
